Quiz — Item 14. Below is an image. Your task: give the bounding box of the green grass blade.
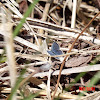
[8,69,26,100]
[13,0,39,37]
[65,72,86,91]
[87,71,100,87]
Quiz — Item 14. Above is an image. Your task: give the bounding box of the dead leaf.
[19,0,28,14]
[65,55,92,67]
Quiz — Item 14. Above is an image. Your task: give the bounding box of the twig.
[14,52,47,61]
[51,11,100,100]
[19,71,38,87]
[38,0,52,44]
[62,0,70,27]
[14,36,39,51]
[1,64,100,80]
[13,15,84,34]
[34,64,100,78]
[47,69,52,100]
[9,0,19,7]
[1,87,84,99]
[71,0,77,28]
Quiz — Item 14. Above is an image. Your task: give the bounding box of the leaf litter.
[0,0,100,100]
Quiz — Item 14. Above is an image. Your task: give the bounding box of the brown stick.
[51,11,100,100]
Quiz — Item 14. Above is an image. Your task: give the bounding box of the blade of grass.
[65,72,86,91]
[13,0,39,37]
[87,71,100,87]
[7,69,26,100]
[0,49,6,63]
[90,55,100,65]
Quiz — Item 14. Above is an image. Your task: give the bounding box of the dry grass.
[0,0,100,100]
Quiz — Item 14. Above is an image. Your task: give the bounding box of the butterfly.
[47,42,63,61]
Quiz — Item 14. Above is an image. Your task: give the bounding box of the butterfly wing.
[47,50,59,60]
[55,50,63,55]
[47,42,63,60]
[51,42,59,53]
[47,50,55,56]
[51,42,63,55]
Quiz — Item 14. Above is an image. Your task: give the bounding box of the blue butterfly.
[47,42,63,60]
